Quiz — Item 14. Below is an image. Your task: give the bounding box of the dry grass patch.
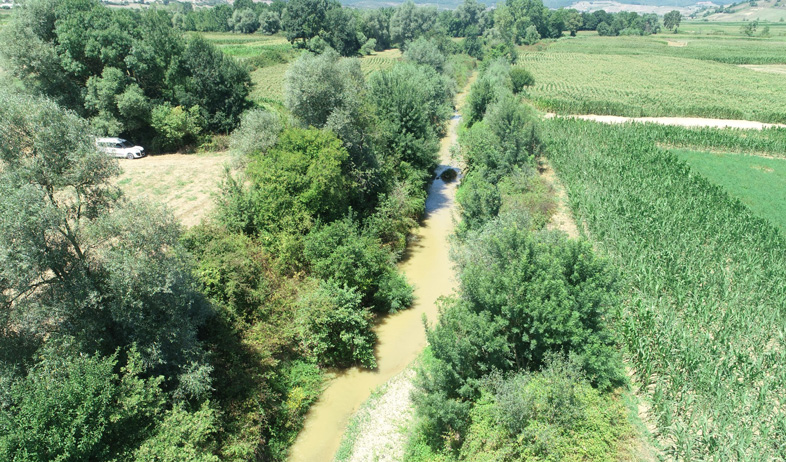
[115,152,231,227]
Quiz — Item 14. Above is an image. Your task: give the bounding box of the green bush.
[510,67,535,94]
[229,109,283,158]
[303,217,413,313]
[296,280,376,368]
[413,212,625,452]
[150,104,204,152]
[460,355,632,462]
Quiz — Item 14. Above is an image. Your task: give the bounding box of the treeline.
[0,0,251,152]
[405,57,634,460]
[165,0,633,55]
[0,37,469,460]
[580,10,662,36]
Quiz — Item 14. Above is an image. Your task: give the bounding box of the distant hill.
[703,0,786,21]
[342,0,717,11]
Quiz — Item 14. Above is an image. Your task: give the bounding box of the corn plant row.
[613,123,786,157]
[519,52,786,123]
[542,118,786,460]
[544,35,786,65]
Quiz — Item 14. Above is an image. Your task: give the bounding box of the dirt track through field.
[546,113,786,130]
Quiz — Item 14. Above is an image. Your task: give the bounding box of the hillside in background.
[703,0,786,21]
[340,0,719,11]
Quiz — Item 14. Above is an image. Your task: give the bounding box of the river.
[287,81,471,462]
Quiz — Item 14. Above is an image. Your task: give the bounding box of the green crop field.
[543,119,786,459]
[250,62,289,104]
[0,9,10,28]
[249,49,401,105]
[520,51,786,122]
[675,149,786,231]
[359,49,402,76]
[544,34,786,64]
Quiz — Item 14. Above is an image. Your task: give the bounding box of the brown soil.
[540,159,580,239]
[115,152,231,228]
[741,64,786,75]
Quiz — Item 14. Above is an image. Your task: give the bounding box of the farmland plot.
[521,52,786,123]
[543,118,786,460]
[546,34,786,65]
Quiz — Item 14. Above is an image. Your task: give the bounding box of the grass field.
[0,8,10,29]
[115,152,231,227]
[675,149,786,231]
[520,51,786,122]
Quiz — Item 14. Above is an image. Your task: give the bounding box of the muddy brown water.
[287,112,464,462]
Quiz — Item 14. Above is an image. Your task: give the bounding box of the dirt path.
[288,77,472,462]
[545,113,786,130]
[540,159,659,462]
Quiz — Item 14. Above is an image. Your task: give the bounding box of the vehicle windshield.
[119,140,135,148]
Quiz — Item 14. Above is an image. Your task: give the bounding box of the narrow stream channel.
[288,84,470,461]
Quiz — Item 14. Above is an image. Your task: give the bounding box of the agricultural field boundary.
[544,113,786,130]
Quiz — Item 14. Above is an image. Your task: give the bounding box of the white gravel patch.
[544,113,786,130]
[345,368,416,462]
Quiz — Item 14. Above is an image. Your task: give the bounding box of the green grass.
[674,149,786,231]
[520,51,786,122]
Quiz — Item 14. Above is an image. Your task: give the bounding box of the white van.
[96,137,146,159]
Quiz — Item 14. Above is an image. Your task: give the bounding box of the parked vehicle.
[96,137,146,159]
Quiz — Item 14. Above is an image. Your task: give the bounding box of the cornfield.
[543,118,786,460]
[520,52,786,123]
[546,35,786,65]
[250,63,289,104]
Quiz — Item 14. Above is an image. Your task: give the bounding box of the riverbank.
[287,76,472,462]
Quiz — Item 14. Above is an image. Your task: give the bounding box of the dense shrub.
[413,212,625,450]
[303,217,413,313]
[296,280,376,368]
[510,67,535,93]
[150,104,205,151]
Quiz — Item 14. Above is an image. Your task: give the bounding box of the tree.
[282,0,339,45]
[0,0,251,148]
[562,9,583,36]
[228,8,260,34]
[663,10,681,32]
[0,348,218,461]
[176,36,252,133]
[510,67,535,93]
[303,217,413,313]
[324,7,362,57]
[0,91,211,385]
[403,37,447,73]
[369,63,453,179]
[284,49,373,163]
[259,11,281,34]
[413,213,625,448]
[389,1,438,47]
[239,127,359,244]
